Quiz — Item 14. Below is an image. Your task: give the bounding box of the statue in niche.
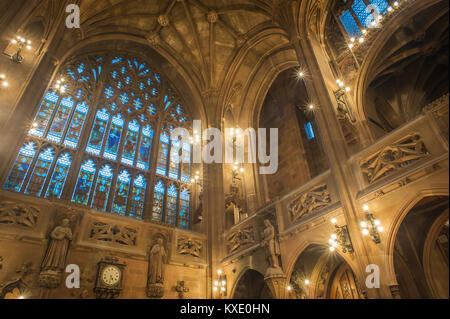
[261,219,284,278]
[39,219,73,288]
[147,238,167,298]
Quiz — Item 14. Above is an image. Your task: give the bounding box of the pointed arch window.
[3,54,193,229]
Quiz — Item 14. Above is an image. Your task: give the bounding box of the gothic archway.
[232,269,273,299]
[393,196,449,299]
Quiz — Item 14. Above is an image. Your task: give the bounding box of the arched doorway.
[288,244,364,299]
[393,196,449,299]
[232,270,273,299]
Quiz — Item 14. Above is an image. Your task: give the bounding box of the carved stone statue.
[261,219,284,279]
[39,219,73,288]
[147,238,167,298]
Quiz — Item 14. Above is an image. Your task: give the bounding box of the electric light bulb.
[12,39,17,44]
[333,242,338,248]
[331,233,337,240]
[26,45,32,50]
[362,29,367,34]
[305,280,310,285]
[298,71,304,78]
[214,281,219,286]
[32,122,38,128]
[240,168,244,173]
[191,178,195,183]
[196,171,200,175]
[222,281,226,286]
[329,239,335,245]
[359,37,365,43]
[387,6,393,12]
[195,175,199,180]
[0,74,4,79]
[20,38,25,43]
[309,104,314,110]
[2,81,8,87]
[361,221,368,228]
[287,285,292,291]
[362,229,369,236]
[217,270,222,275]
[374,220,381,226]
[346,87,351,92]
[221,287,226,292]
[349,43,354,49]
[27,40,31,44]
[394,1,399,6]
[331,218,337,224]
[377,226,384,232]
[329,246,335,252]
[350,37,355,43]
[213,287,218,292]
[363,204,370,212]
[19,296,24,299]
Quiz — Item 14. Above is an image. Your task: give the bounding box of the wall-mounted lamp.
[5,36,32,63]
[0,74,8,88]
[213,270,227,297]
[361,205,383,244]
[329,218,354,254]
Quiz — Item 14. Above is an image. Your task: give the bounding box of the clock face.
[101,265,121,286]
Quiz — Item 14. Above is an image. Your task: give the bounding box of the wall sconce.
[0,74,8,88]
[53,77,67,94]
[329,218,354,254]
[5,36,32,63]
[334,79,356,123]
[213,270,227,297]
[361,205,383,244]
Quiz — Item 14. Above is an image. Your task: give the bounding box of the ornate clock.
[94,257,126,299]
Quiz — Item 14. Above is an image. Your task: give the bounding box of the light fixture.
[305,280,310,285]
[6,35,32,63]
[360,206,383,244]
[329,219,354,254]
[0,74,8,88]
[287,285,292,291]
[213,270,227,297]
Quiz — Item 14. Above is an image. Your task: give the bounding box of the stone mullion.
[289,36,384,298]
[40,147,62,197]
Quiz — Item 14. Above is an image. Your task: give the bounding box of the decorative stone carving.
[289,184,331,223]
[389,284,402,299]
[175,281,189,299]
[39,219,73,288]
[89,222,137,246]
[158,14,170,27]
[0,202,39,228]
[360,133,429,184]
[0,262,35,299]
[207,10,218,23]
[290,265,308,299]
[177,237,202,258]
[226,226,255,254]
[147,237,167,298]
[261,220,283,277]
[147,32,161,47]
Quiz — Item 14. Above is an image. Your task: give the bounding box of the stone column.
[265,273,287,299]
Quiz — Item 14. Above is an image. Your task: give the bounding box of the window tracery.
[3,53,193,229]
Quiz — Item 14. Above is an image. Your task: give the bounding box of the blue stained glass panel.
[169,139,180,180]
[91,165,113,211]
[64,102,89,148]
[156,133,170,176]
[103,114,124,161]
[29,92,60,138]
[152,181,165,222]
[86,109,110,155]
[352,0,372,28]
[121,120,140,166]
[181,142,191,183]
[47,96,75,143]
[165,184,178,226]
[3,142,37,192]
[45,153,72,199]
[137,125,153,170]
[111,170,131,215]
[72,160,96,205]
[25,148,55,196]
[368,0,389,15]
[305,122,315,140]
[340,10,362,37]
[178,188,190,229]
[129,175,146,219]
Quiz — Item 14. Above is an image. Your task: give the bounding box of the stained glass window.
[29,92,59,138]
[352,0,373,28]
[86,109,110,155]
[104,114,124,161]
[157,133,170,176]
[178,188,190,229]
[25,147,55,196]
[72,160,96,205]
[137,125,153,170]
[47,97,75,143]
[165,184,178,225]
[181,142,191,183]
[5,54,192,228]
[91,165,113,211]
[368,0,389,15]
[122,120,140,166]
[111,170,131,215]
[305,122,315,140]
[152,180,165,222]
[169,139,180,180]
[129,175,146,219]
[64,102,89,148]
[3,142,37,192]
[340,10,362,37]
[45,153,72,199]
